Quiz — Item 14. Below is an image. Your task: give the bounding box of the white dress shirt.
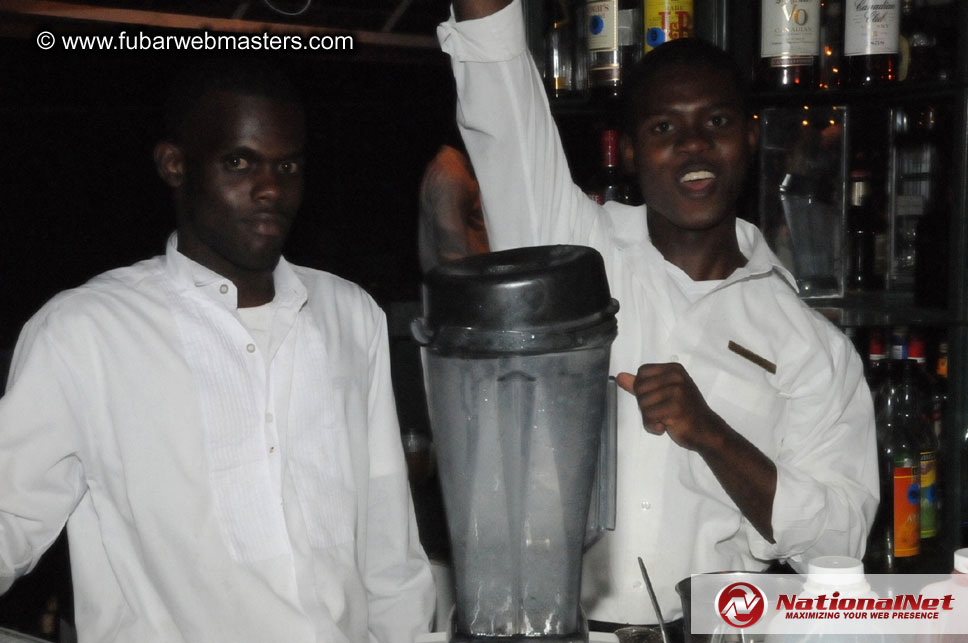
[0,235,435,642]
[439,1,879,625]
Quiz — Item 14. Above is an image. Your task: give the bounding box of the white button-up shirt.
[439,1,879,625]
[0,235,434,642]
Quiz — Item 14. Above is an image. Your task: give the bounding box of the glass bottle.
[585,0,642,100]
[545,0,577,99]
[758,0,821,90]
[643,0,693,53]
[908,334,941,542]
[844,0,900,86]
[586,129,629,205]
[865,359,923,573]
[845,168,881,291]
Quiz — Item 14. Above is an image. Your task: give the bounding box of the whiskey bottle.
[585,0,642,100]
[644,0,693,52]
[758,0,821,89]
[844,0,901,86]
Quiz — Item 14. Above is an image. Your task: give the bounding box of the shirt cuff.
[747,462,827,565]
[437,0,528,62]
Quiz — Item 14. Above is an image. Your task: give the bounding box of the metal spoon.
[638,556,670,643]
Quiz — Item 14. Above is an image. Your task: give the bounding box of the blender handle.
[584,376,617,550]
[410,318,434,346]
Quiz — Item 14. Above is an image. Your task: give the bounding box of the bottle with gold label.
[643,0,693,52]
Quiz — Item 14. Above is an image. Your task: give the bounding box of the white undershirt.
[664,262,722,309]
[237,302,281,495]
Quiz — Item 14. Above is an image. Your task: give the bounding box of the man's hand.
[453,0,512,21]
[617,363,778,543]
[616,363,727,453]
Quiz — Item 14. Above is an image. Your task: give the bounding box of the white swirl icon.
[36,31,55,50]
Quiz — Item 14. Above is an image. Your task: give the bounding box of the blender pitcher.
[412,245,618,642]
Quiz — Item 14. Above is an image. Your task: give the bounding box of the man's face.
[625,63,757,233]
[172,90,306,280]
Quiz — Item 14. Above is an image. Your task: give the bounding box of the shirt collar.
[628,213,797,292]
[731,218,798,292]
[163,232,308,310]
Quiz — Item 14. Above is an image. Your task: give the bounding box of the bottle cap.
[804,556,871,597]
[954,549,968,573]
[807,556,866,583]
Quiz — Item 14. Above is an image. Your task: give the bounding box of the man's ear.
[153,141,185,188]
[620,133,636,176]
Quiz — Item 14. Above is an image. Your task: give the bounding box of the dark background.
[0,22,455,354]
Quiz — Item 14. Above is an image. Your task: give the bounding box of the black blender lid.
[413,245,618,354]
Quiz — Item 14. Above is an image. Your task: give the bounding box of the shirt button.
[641,501,651,510]
[246,343,256,353]
[219,284,229,294]
[633,581,643,589]
[669,354,679,363]
[265,413,274,423]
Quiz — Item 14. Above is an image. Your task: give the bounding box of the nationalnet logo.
[716,582,767,627]
[690,573,968,637]
[774,590,954,621]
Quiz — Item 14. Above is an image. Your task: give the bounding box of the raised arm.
[439,0,609,251]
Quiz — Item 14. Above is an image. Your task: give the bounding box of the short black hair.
[163,57,304,143]
[622,38,750,137]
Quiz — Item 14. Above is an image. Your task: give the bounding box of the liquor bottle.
[758,0,821,90]
[818,0,844,89]
[586,129,629,205]
[545,0,577,99]
[890,325,909,360]
[844,0,901,86]
[865,359,923,573]
[643,0,693,53]
[899,0,954,82]
[585,0,642,100]
[930,339,947,438]
[866,328,888,407]
[845,168,882,291]
[908,333,940,542]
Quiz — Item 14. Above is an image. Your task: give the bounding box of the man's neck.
[236,274,275,308]
[647,214,746,281]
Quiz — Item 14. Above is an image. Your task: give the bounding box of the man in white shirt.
[0,59,434,642]
[439,0,879,631]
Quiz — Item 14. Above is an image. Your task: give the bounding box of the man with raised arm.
[438,1,879,631]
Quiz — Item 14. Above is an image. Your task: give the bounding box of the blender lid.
[413,245,618,354]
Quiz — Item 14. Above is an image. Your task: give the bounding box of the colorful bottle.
[865,359,923,573]
[908,334,940,542]
[644,0,693,52]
